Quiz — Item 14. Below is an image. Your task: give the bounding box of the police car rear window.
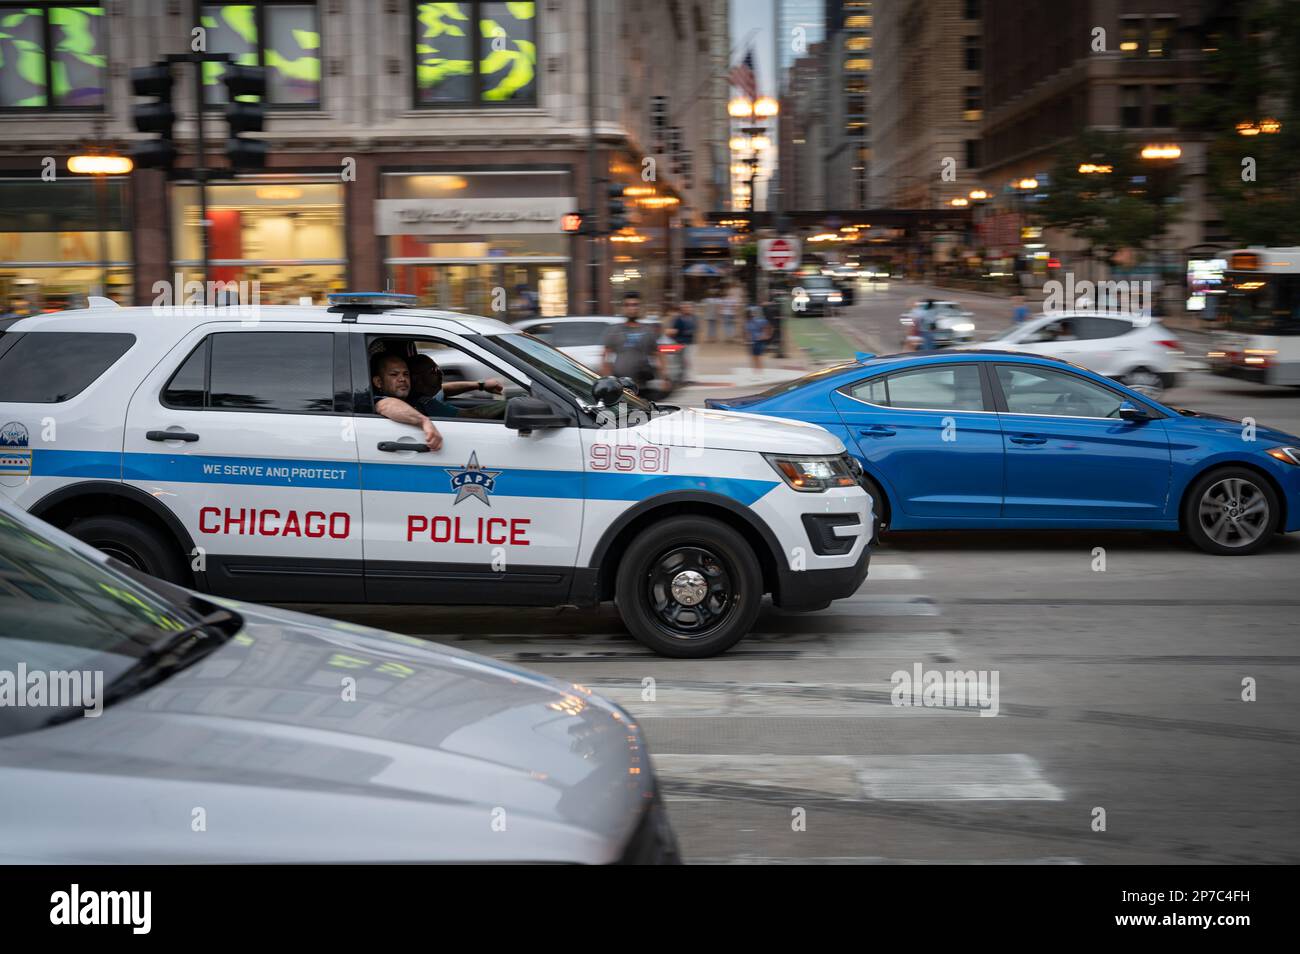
[0,332,135,403]
[163,331,337,414]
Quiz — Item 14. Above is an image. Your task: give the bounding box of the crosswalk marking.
[428,629,958,661]
[652,753,1064,802]
[593,681,982,718]
[867,563,922,581]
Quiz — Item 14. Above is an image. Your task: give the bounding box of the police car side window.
[162,331,335,414]
[0,332,135,404]
[162,338,208,409]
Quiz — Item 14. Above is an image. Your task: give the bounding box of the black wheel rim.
[93,541,148,572]
[645,545,737,640]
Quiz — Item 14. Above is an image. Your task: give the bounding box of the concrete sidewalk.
[678,312,874,390]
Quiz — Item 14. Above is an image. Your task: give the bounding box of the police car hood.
[644,407,846,455]
[0,603,651,864]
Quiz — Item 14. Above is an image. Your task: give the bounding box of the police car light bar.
[326,292,418,309]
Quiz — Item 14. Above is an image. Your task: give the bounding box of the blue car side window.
[997,365,1123,418]
[851,365,984,412]
[848,377,889,406]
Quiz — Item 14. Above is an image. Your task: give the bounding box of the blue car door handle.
[1009,434,1047,445]
[859,425,897,438]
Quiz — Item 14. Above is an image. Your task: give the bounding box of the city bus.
[1209,248,1300,385]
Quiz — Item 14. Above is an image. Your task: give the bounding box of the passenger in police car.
[370,351,444,451]
[408,352,505,402]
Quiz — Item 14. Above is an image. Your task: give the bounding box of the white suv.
[0,296,871,657]
[972,311,1183,396]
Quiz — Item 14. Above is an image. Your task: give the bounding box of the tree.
[1183,0,1300,246]
[1035,130,1183,270]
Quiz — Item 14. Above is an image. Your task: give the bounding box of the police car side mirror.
[593,376,628,404]
[505,396,568,435]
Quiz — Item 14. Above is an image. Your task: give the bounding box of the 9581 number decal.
[589,444,671,472]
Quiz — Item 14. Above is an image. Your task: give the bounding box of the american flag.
[727,48,758,102]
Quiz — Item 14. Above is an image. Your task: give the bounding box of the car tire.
[859,473,889,544]
[1182,467,1281,556]
[65,514,188,583]
[1120,366,1165,397]
[615,516,763,658]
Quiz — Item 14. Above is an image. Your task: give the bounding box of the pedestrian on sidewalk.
[601,290,666,396]
[745,302,774,373]
[762,290,785,359]
[671,300,697,384]
[1011,294,1029,325]
[723,282,743,342]
[701,287,719,342]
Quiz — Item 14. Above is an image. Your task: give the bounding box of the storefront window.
[201,2,321,106]
[0,177,130,311]
[171,178,345,304]
[380,170,571,318]
[0,5,107,109]
[412,1,537,107]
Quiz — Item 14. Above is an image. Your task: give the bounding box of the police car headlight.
[1266,446,1300,465]
[764,454,858,492]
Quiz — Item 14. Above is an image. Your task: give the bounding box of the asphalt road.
[289,282,1300,863]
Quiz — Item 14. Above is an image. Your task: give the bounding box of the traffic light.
[129,62,176,169]
[607,184,628,231]
[223,64,267,170]
[561,211,584,233]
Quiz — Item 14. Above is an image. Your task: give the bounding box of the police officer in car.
[371,351,444,451]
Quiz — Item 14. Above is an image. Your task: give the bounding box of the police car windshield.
[485,333,653,413]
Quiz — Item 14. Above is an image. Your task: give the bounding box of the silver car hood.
[0,602,652,864]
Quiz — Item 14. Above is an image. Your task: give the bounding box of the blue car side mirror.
[1118,401,1151,423]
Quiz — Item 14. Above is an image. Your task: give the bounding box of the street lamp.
[1237,118,1280,136]
[728,97,754,119]
[68,150,133,299]
[728,95,779,212]
[1138,144,1183,312]
[1140,143,1181,160]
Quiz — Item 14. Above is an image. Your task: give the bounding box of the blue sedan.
[707,351,1300,555]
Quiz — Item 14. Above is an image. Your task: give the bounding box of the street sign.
[759,236,801,271]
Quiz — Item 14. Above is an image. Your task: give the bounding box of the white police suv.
[0,294,871,657]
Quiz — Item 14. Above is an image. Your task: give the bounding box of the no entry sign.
[759,237,801,271]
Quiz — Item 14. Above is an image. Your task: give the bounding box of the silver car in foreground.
[0,500,679,864]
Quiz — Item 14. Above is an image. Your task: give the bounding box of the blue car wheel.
[1184,467,1281,556]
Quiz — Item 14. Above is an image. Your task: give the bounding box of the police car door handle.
[146,430,199,442]
[859,425,896,438]
[377,441,431,453]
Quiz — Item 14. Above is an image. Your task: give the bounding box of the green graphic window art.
[0,5,106,109]
[201,2,320,106]
[414,1,535,106]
